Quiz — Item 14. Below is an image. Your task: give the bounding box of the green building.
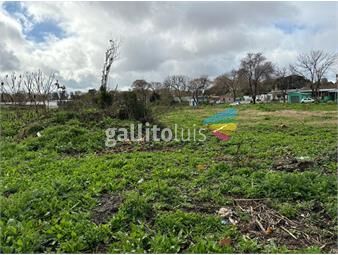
[321,89,338,102]
[287,89,338,103]
[287,91,312,103]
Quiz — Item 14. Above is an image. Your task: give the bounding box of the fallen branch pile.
[219,199,336,251]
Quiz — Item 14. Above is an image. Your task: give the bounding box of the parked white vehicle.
[301,97,315,103]
[230,101,240,106]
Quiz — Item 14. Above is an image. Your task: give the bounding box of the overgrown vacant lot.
[1,103,337,253]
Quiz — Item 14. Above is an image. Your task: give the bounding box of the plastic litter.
[218,207,239,225]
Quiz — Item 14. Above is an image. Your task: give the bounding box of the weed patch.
[1,103,337,253]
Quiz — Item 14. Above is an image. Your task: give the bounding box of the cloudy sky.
[0,1,337,91]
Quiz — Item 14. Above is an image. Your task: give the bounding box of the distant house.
[270,90,287,102]
[287,91,312,103]
[208,95,231,104]
[256,93,273,102]
[287,89,338,103]
[242,96,252,103]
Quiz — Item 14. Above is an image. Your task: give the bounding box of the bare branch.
[293,50,338,99]
[240,52,274,103]
[163,75,189,102]
[101,39,120,90]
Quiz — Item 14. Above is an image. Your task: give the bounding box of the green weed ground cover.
[0,103,337,253]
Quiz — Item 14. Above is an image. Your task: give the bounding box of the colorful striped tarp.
[203,108,238,141]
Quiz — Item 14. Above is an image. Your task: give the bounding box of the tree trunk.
[193,91,198,106]
[315,81,321,101]
[177,90,182,103]
[310,83,315,99]
[283,90,286,103]
[252,81,257,104]
[248,79,255,104]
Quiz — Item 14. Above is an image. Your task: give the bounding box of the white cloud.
[0,1,337,91]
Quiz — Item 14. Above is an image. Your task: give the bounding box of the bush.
[23,123,103,154]
[117,91,153,123]
[98,86,113,109]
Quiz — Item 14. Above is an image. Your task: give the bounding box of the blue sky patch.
[26,20,66,42]
[2,1,66,43]
[274,21,305,34]
[3,1,22,14]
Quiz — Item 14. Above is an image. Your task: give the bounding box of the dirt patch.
[227,199,336,251]
[274,110,335,117]
[100,142,183,154]
[239,110,336,122]
[273,148,338,174]
[306,119,338,126]
[273,155,316,172]
[92,193,123,225]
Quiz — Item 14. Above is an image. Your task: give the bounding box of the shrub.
[117,91,153,123]
[98,86,113,109]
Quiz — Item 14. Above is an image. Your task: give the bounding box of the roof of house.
[271,88,338,94]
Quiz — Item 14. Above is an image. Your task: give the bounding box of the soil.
[92,193,123,225]
[273,155,315,171]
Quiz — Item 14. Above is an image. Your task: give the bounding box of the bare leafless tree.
[149,82,163,92]
[290,50,337,100]
[32,70,56,109]
[226,69,240,102]
[23,72,36,106]
[101,39,120,91]
[1,71,56,109]
[213,74,230,96]
[163,75,189,103]
[239,53,274,104]
[2,73,24,104]
[0,80,4,102]
[188,75,211,105]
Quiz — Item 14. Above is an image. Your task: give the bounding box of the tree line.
[1,38,337,114]
[0,70,67,110]
[124,50,337,105]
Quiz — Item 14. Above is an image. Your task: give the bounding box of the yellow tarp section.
[212,130,234,136]
[208,123,237,132]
